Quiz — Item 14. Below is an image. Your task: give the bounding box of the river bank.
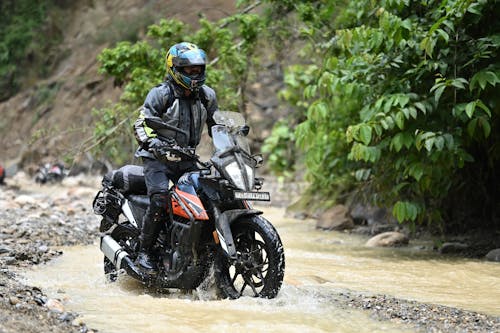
[0,173,499,333]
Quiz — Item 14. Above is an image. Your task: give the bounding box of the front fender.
[215,209,262,259]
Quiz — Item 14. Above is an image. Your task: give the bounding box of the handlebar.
[155,145,211,169]
[156,145,196,159]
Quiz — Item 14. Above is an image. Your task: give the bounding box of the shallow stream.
[23,207,500,332]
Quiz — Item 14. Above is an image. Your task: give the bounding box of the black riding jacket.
[134,80,218,159]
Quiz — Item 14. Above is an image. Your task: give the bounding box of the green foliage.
[0,1,72,101]
[262,64,313,177]
[98,41,164,104]
[261,121,295,179]
[271,0,500,230]
[0,0,49,100]
[91,103,138,166]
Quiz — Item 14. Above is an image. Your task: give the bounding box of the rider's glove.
[164,150,181,162]
[147,138,165,151]
[147,138,182,162]
[147,138,166,159]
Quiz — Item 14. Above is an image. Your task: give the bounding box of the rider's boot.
[136,250,156,273]
[137,194,167,274]
[137,218,161,274]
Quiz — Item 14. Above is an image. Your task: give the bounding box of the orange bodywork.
[171,187,209,220]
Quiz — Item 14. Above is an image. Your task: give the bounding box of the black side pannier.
[94,165,147,232]
[103,165,147,195]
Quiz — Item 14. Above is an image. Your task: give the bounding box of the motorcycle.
[92,111,285,299]
[35,163,67,184]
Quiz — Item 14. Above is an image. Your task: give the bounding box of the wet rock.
[59,312,76,323]
[316,205,355,231]
[71,317,85,326]
[0,200,20,209]
[366,231,409,247]
[46,298,65,313]
[290,211,310,220]
[369,223,396,235]
[439,242,469,254]
[38,202,51,210]
[0,246,12,254]
[354,223,396,236]
[34,296,47,306]
[14,195,37,206]
[485,249,500,262]
[350,204,396,225]
[3,228,16,235]
[3,256,17,265]
[38,245,49,253]
[9,296,20,305]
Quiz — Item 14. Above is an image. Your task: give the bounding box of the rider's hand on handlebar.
[147,138,183,162]
[164,149,181,162]
[147,138,166,151]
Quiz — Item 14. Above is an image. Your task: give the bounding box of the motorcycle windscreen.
[213,110,245,127]
[212,125,251,154]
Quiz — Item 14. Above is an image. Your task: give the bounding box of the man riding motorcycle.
[133,42,219,273]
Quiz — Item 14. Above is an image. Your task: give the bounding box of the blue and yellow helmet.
[166,42,207,90]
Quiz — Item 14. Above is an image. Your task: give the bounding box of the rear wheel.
[214,216,285,299]
[103,223,138,282]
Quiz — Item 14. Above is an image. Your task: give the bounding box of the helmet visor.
[179,65,205,79]
[173,49,206,67]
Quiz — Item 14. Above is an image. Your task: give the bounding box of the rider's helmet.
[166,42,207,91]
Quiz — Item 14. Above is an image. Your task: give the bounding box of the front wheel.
[214,215,285,299]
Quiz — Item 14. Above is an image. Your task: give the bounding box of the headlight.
[225,161,254,190]
[245,164,255,189]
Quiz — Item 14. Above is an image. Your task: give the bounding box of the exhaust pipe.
[100,235,148,282]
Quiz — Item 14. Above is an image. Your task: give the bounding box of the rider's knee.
[150,192,169,210]
[147,193,169,222]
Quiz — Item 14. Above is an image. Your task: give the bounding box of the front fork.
[212,206,262,260]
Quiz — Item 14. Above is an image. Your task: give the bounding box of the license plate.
[234,191,271,201]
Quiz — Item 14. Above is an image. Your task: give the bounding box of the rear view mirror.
[253,154,264,168]
[239,125,250,136]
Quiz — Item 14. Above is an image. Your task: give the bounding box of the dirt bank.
[0,173,498,333]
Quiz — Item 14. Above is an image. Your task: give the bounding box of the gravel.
[0,173,100,332]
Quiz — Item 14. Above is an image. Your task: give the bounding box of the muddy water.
[23,207,500,332]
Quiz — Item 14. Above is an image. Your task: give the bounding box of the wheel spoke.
[243,275,259,296]
[231,270,241,284]
[239,281,247,295]
[255,269,264,281]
